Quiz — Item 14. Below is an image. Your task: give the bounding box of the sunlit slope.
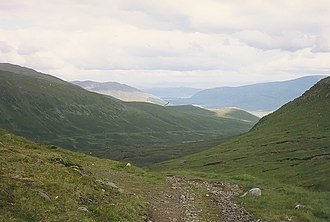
[169,105,259,123]
[152,77,330,191]
[72,80,166,105]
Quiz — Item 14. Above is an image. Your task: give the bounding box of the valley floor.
[148,176,259,222]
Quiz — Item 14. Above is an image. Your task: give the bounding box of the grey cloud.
[79,54,237,72]
[79,62,220,72]
[128,47,185,58]
[17,44,41,55]
[1,0,330,88]
[235,30,315,52]
[115,0,192,31]
[311,35,330,53]
[281,67,330,75]
[0,0,23,11]
[0,41,14,53]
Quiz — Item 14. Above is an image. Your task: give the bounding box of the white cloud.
[0,0,329,88]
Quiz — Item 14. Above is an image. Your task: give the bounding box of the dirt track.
[148,176,260,222]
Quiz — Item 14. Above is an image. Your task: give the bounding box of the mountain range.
[167,76,326,111]
[72,80,166,105]
[0,63,258,166]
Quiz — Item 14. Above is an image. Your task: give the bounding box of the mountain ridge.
[0,63,257,166]
[169,75,327,111]
[72,80,167,105]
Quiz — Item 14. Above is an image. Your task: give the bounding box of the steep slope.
[153,77,330,191]
[0,63,256,166]
[152,77,330,221]
[170,76,326,111]
[0,128,161,221]
[72,80,166,105]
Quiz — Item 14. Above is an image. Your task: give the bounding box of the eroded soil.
[148,176,260,222]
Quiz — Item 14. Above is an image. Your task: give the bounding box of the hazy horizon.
[1,1,330,88]
[73,73,330,89]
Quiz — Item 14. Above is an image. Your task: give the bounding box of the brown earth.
[148,176,261,222]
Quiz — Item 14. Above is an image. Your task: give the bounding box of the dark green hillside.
[0,128,161,221]
[0,64,256,166]
[152,77,330,221]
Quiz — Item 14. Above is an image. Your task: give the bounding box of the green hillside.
[152,77,330,221]
[169,105,260,123]
[0,64,257,166]
[0,128,163,221]
[210,107,260,123]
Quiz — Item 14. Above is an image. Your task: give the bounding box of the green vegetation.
[92,137,234,167]
[210,107,260,123]
[0,64,258,166]
[2,63,328,221]
[151,77,330,221]
[0,128,163,221]
[169,105,259,123]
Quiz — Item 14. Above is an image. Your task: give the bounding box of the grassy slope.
[0,66,257,166]
[210,107,260,123]
[0,128,163,221]
[169,105,260,123]
[151,77,330,221]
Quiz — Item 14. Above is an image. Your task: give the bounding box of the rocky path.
[148,176,259,222]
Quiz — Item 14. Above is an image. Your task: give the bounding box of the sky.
[0,0,330,89]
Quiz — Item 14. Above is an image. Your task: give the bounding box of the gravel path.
[148,176,260,222]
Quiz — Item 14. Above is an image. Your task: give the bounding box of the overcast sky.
[0,0,329,88]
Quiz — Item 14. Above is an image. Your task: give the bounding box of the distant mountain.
[144,87,202,99]
[72,80,166,105]
[153,76,330,192]
[169,76,327,111]
[0,63,257,166]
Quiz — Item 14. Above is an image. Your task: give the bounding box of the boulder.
[241,188,261,197]
[106,181,118,189]
[78,206,89,212]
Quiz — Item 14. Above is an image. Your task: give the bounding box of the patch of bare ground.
[148,176,261,222]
